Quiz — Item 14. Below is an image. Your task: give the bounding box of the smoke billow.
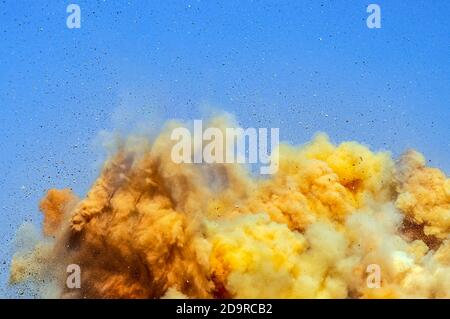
[9,116,450,298]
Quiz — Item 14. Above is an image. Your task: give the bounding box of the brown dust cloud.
[9,116,450,299]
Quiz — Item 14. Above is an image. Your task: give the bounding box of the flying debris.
[9,116,450,299]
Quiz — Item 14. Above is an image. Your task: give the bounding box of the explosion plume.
[9,116,450,298]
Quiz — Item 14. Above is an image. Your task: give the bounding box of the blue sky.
[0,0,449,297]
